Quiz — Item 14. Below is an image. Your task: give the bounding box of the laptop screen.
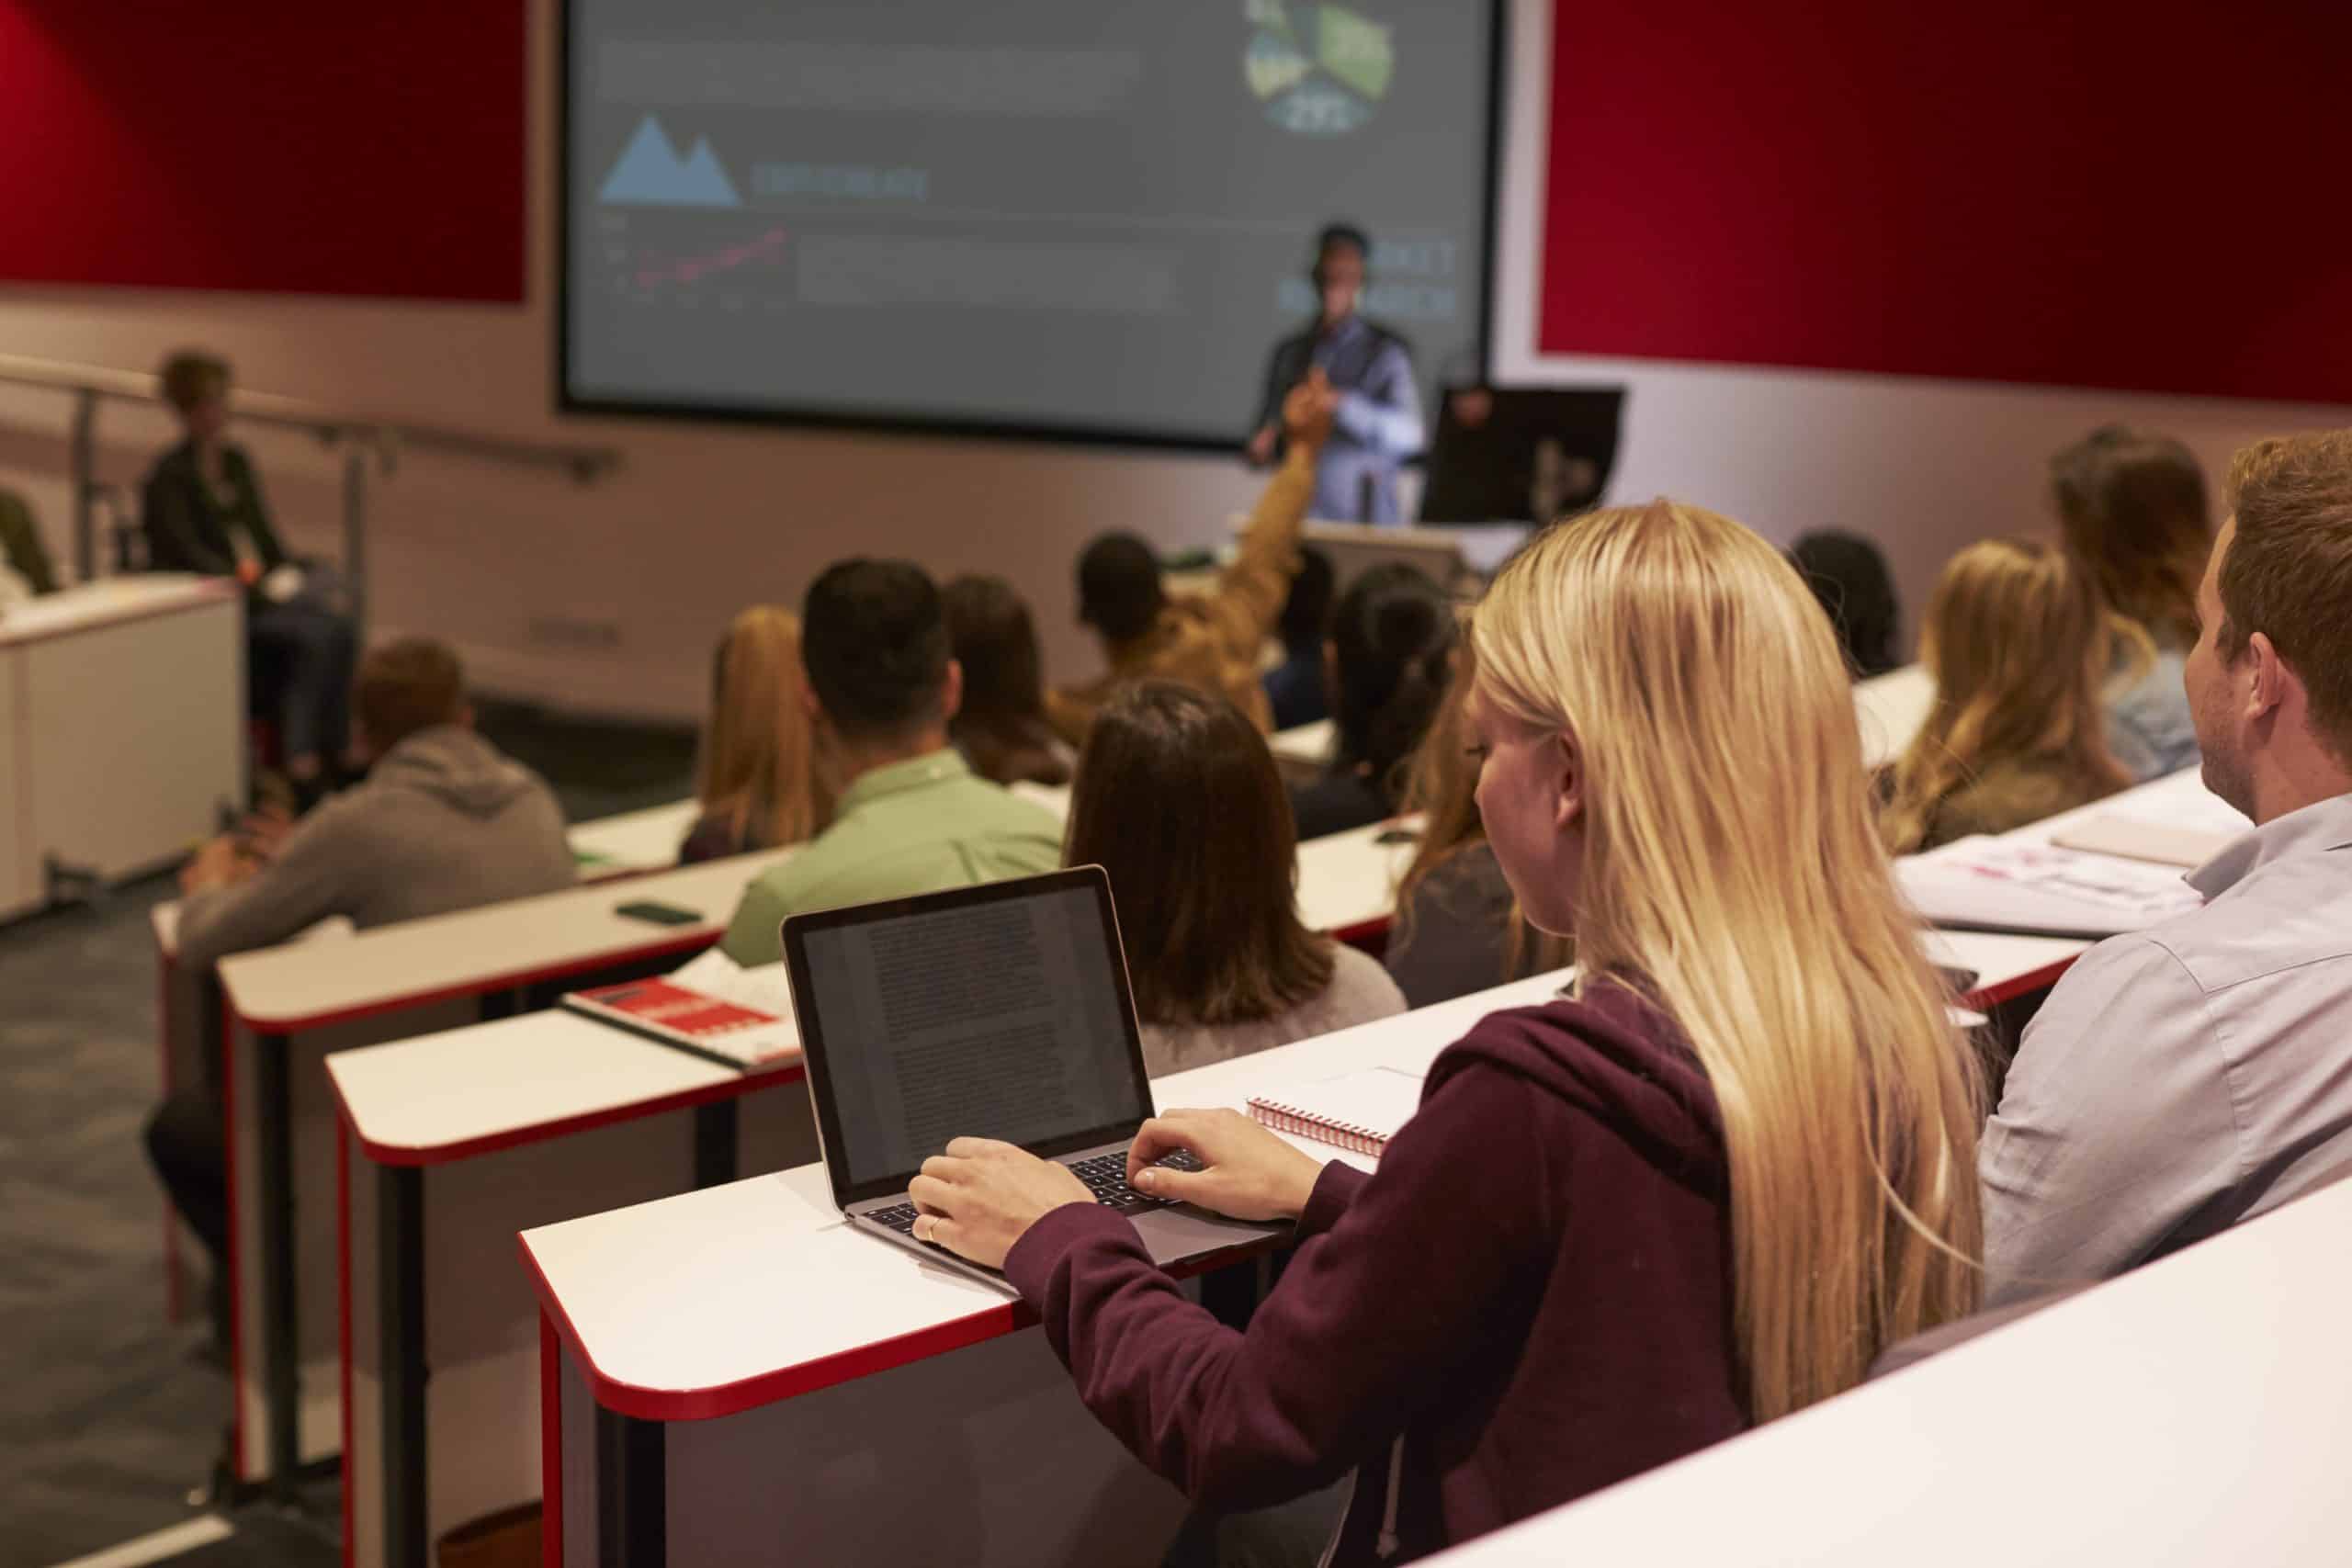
[786,869,1154,1202]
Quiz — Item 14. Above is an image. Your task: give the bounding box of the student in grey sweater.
[150,639,573,1319]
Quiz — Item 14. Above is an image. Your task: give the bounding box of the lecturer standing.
[1246,223,1423,525]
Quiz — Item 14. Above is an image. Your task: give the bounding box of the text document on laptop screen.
[562,0,1496,445]
[798,886,1148,1188]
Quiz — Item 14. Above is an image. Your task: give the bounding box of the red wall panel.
[1541,0,2352,405]
[0,1,525,301]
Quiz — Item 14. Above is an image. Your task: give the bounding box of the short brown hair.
[2050,426,2211,648]
[158,351,230,413]
[356,638,466,750]
[1062,681,1332,1027]
[2221,430,2352,761]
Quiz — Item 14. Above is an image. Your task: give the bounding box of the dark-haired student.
[943,574,1074,789]
[1288,562,1456,840]
[1382,654,1571,1009]
[718,559,1063,967]
[906,501,1982,1565]
[1064,682,1403,1076]
[1048,374,1337,744]
[1984,430,2352,1303]
[1789,529,1901,678]
[2051,426,2212,780]
[1261,547,1336,732]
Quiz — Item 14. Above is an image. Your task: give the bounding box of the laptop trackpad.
[1135,1205,1281,1267]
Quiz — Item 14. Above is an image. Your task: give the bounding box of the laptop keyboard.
[865,1148,1204,1236]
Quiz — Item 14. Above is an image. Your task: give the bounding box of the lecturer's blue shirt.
[1256,314,1423,525]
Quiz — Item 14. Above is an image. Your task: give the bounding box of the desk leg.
[594,1407,665,1565]
[256,1030,300,1495]
[379,1165,426,1568]
[692,1101,738,1190]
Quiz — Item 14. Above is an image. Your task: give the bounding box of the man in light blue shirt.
[1983,428,2352,1303]
[1247,223,1423,525]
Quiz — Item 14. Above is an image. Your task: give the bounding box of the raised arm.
[1204,374,1335,663]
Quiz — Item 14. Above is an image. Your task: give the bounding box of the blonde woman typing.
[1881,538,2131,853]
[907,500,1985,1565]
[680,607,829,863]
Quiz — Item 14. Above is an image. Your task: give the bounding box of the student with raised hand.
[1879,538,2131,852]
[680,606,829,864]
[1289,561,1457,840]
[1984,430,2352,1304]
[941,574,1074,789]
[1382,652,1571,1009]
[907,501,1984,1565]
[1062,681,1404,1077]
[2051,426,2214,779]
[1049,373,1338,744]
[718,559,1062,967]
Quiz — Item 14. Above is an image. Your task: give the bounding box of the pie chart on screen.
[1245,0,1395,136]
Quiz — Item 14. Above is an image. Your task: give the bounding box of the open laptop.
[782,866,1284,1293]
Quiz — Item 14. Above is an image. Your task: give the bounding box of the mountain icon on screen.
[598,115,741,209]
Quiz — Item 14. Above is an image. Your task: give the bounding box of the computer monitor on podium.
[1418,386,1625,526]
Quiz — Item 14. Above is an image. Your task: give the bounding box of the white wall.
[0,0,2341,721]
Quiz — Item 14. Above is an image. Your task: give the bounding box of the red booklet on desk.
[560,976,800,1074]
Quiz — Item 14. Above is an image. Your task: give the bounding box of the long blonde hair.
[697,606,827,852]
[1471,501,1983,1420]
[1882,538,2131,853]
[1391,644,1573,980]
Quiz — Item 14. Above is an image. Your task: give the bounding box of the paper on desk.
[670,946,799,1025]
[1929,838,2205,919]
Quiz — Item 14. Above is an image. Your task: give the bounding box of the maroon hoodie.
[1003,980,1745,1563]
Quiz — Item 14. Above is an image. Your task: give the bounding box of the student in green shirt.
[718,558,1064,966]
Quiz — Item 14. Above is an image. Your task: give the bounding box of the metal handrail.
[0,351,619,479]
[0,351,621,630]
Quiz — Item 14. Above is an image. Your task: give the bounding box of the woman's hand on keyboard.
[1126,1109,1323,1223]
[909,1139,1093,1270]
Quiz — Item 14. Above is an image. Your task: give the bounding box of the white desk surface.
[1424,1171,2352,1567]
[1296,816,1422,936]
[1850,662,1935,770]
[1896,767,2245,937]
[217,847,794,1032]
[1269,718,1335,767]
[520,928,2077,1421]
[326,1010,760,1166]
[0,573,234,646]
[566,798,701,878]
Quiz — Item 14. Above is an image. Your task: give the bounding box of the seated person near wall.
[1061,681,1403,1077]
[680,606,829,864]
[1879,538,2131,852]
[1261,547,1336,731]
[718,559,1063,967]
[2051,425,2213,780]
[1382,654,1571,1009]
[1289,561,1456,840]
[149,638,574,1310]
[1047,372,1337,745]
[1788,528,1901,678]
[942,574,1074,789]
[143,350,361,804]
[905,501,1983,1566]
[1983,430,2352,1305]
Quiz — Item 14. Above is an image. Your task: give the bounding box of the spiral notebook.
[1247,1066,1426,1157]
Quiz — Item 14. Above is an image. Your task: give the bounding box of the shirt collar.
[2188,789,2352,898]
[835,748,972,814]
